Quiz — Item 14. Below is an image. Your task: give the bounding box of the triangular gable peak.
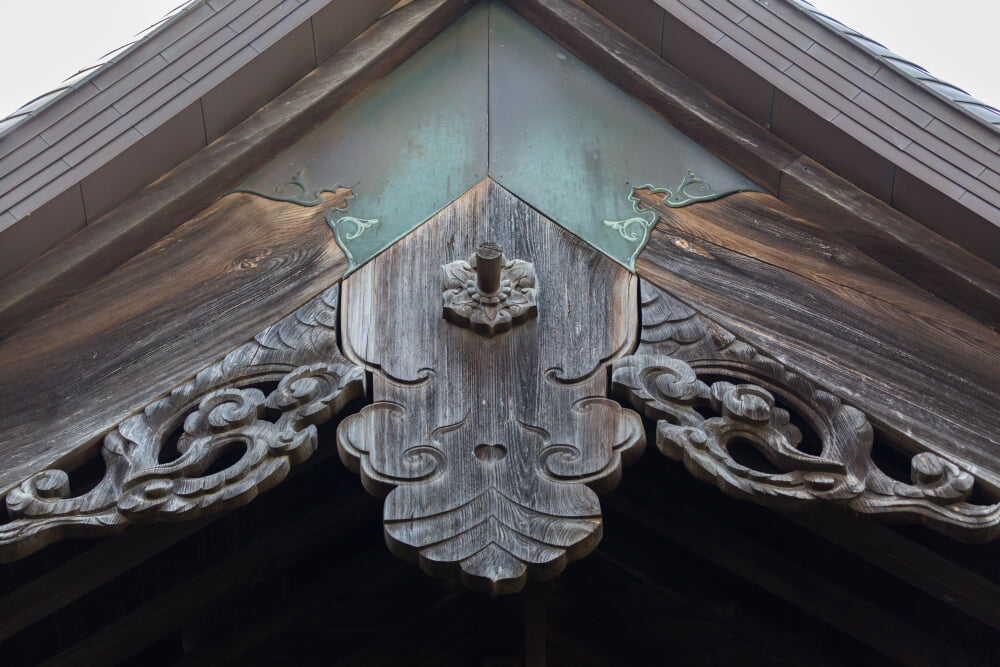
[1,0,998,568]
[2,4,1000,660]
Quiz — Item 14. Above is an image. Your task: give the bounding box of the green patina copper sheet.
[236,0,759,274]
[487,2,763,271]
[235,3,489,272]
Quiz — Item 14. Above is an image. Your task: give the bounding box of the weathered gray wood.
[586,549,846,667]
[0,516,217,642]
[603,490,983,667]
[173,544,397,666]
[0,0,473,334]
[635,191,1000,499]
[504,0,1000,329]
[0,286,363,561]
[613,280,1000,540]
[38,492,378,667]
[338,179,644,594]
[0,434,349,643]
[781,511,1000,632]
[0,191,348,502]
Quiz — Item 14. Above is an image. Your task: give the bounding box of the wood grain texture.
[614,281,1000,540]
[633,191,1000,496]
[0,0,474,335]
[781,511,1000,632]
[504,0,1000,330]
[0,192,350,501]
[338,179,644,595]
[780,156,1000,330]
[0,284,364,560]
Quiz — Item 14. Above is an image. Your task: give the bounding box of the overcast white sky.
[808,0,1000,107]
[0,0,998,119]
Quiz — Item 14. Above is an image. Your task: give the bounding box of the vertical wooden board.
[339,179,643,594]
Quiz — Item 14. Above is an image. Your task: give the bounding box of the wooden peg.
[476,242,503,295]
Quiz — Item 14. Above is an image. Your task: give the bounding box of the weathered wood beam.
[634,192,1000,495]
[0,193,348,500]
[0,0,475,334]
[0,442,346,642]
[502,0,1000,328]
[0,517,216,643]
[331,591,479,667]
[586,549,846,667]
[174,544,397,666]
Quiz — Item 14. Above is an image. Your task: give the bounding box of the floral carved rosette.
[441,251,537,337]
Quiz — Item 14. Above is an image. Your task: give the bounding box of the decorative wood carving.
[0,286,364,562]
[441,242,538,336]
[339,180,644,595]
[613,281,1000,540]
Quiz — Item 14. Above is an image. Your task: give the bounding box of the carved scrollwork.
[1,286,365,561]
[337,389,643,594]
[613,281,1000,540]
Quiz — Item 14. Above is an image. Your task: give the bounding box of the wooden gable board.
[0,1,999,661]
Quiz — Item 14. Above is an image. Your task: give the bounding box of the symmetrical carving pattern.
[0,287,364,561]
[441,242,538,337]
[340,181,644,595]
[338,385,643,593]
[614,282,1000,540]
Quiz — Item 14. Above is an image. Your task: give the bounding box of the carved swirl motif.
[441,252,538,337]
[337,391,644,595]
[615,282,1000,540]
[0,286,365,561]
[231,169,378,273]
[604,170,723,268]
[232,169,351,208]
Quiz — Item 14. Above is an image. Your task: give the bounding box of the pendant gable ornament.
[337,181,644,595]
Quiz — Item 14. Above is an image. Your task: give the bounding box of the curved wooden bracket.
[0,286,364,562]
[613,281,1000,541]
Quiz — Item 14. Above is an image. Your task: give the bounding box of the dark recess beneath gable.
[1,440,999,665]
